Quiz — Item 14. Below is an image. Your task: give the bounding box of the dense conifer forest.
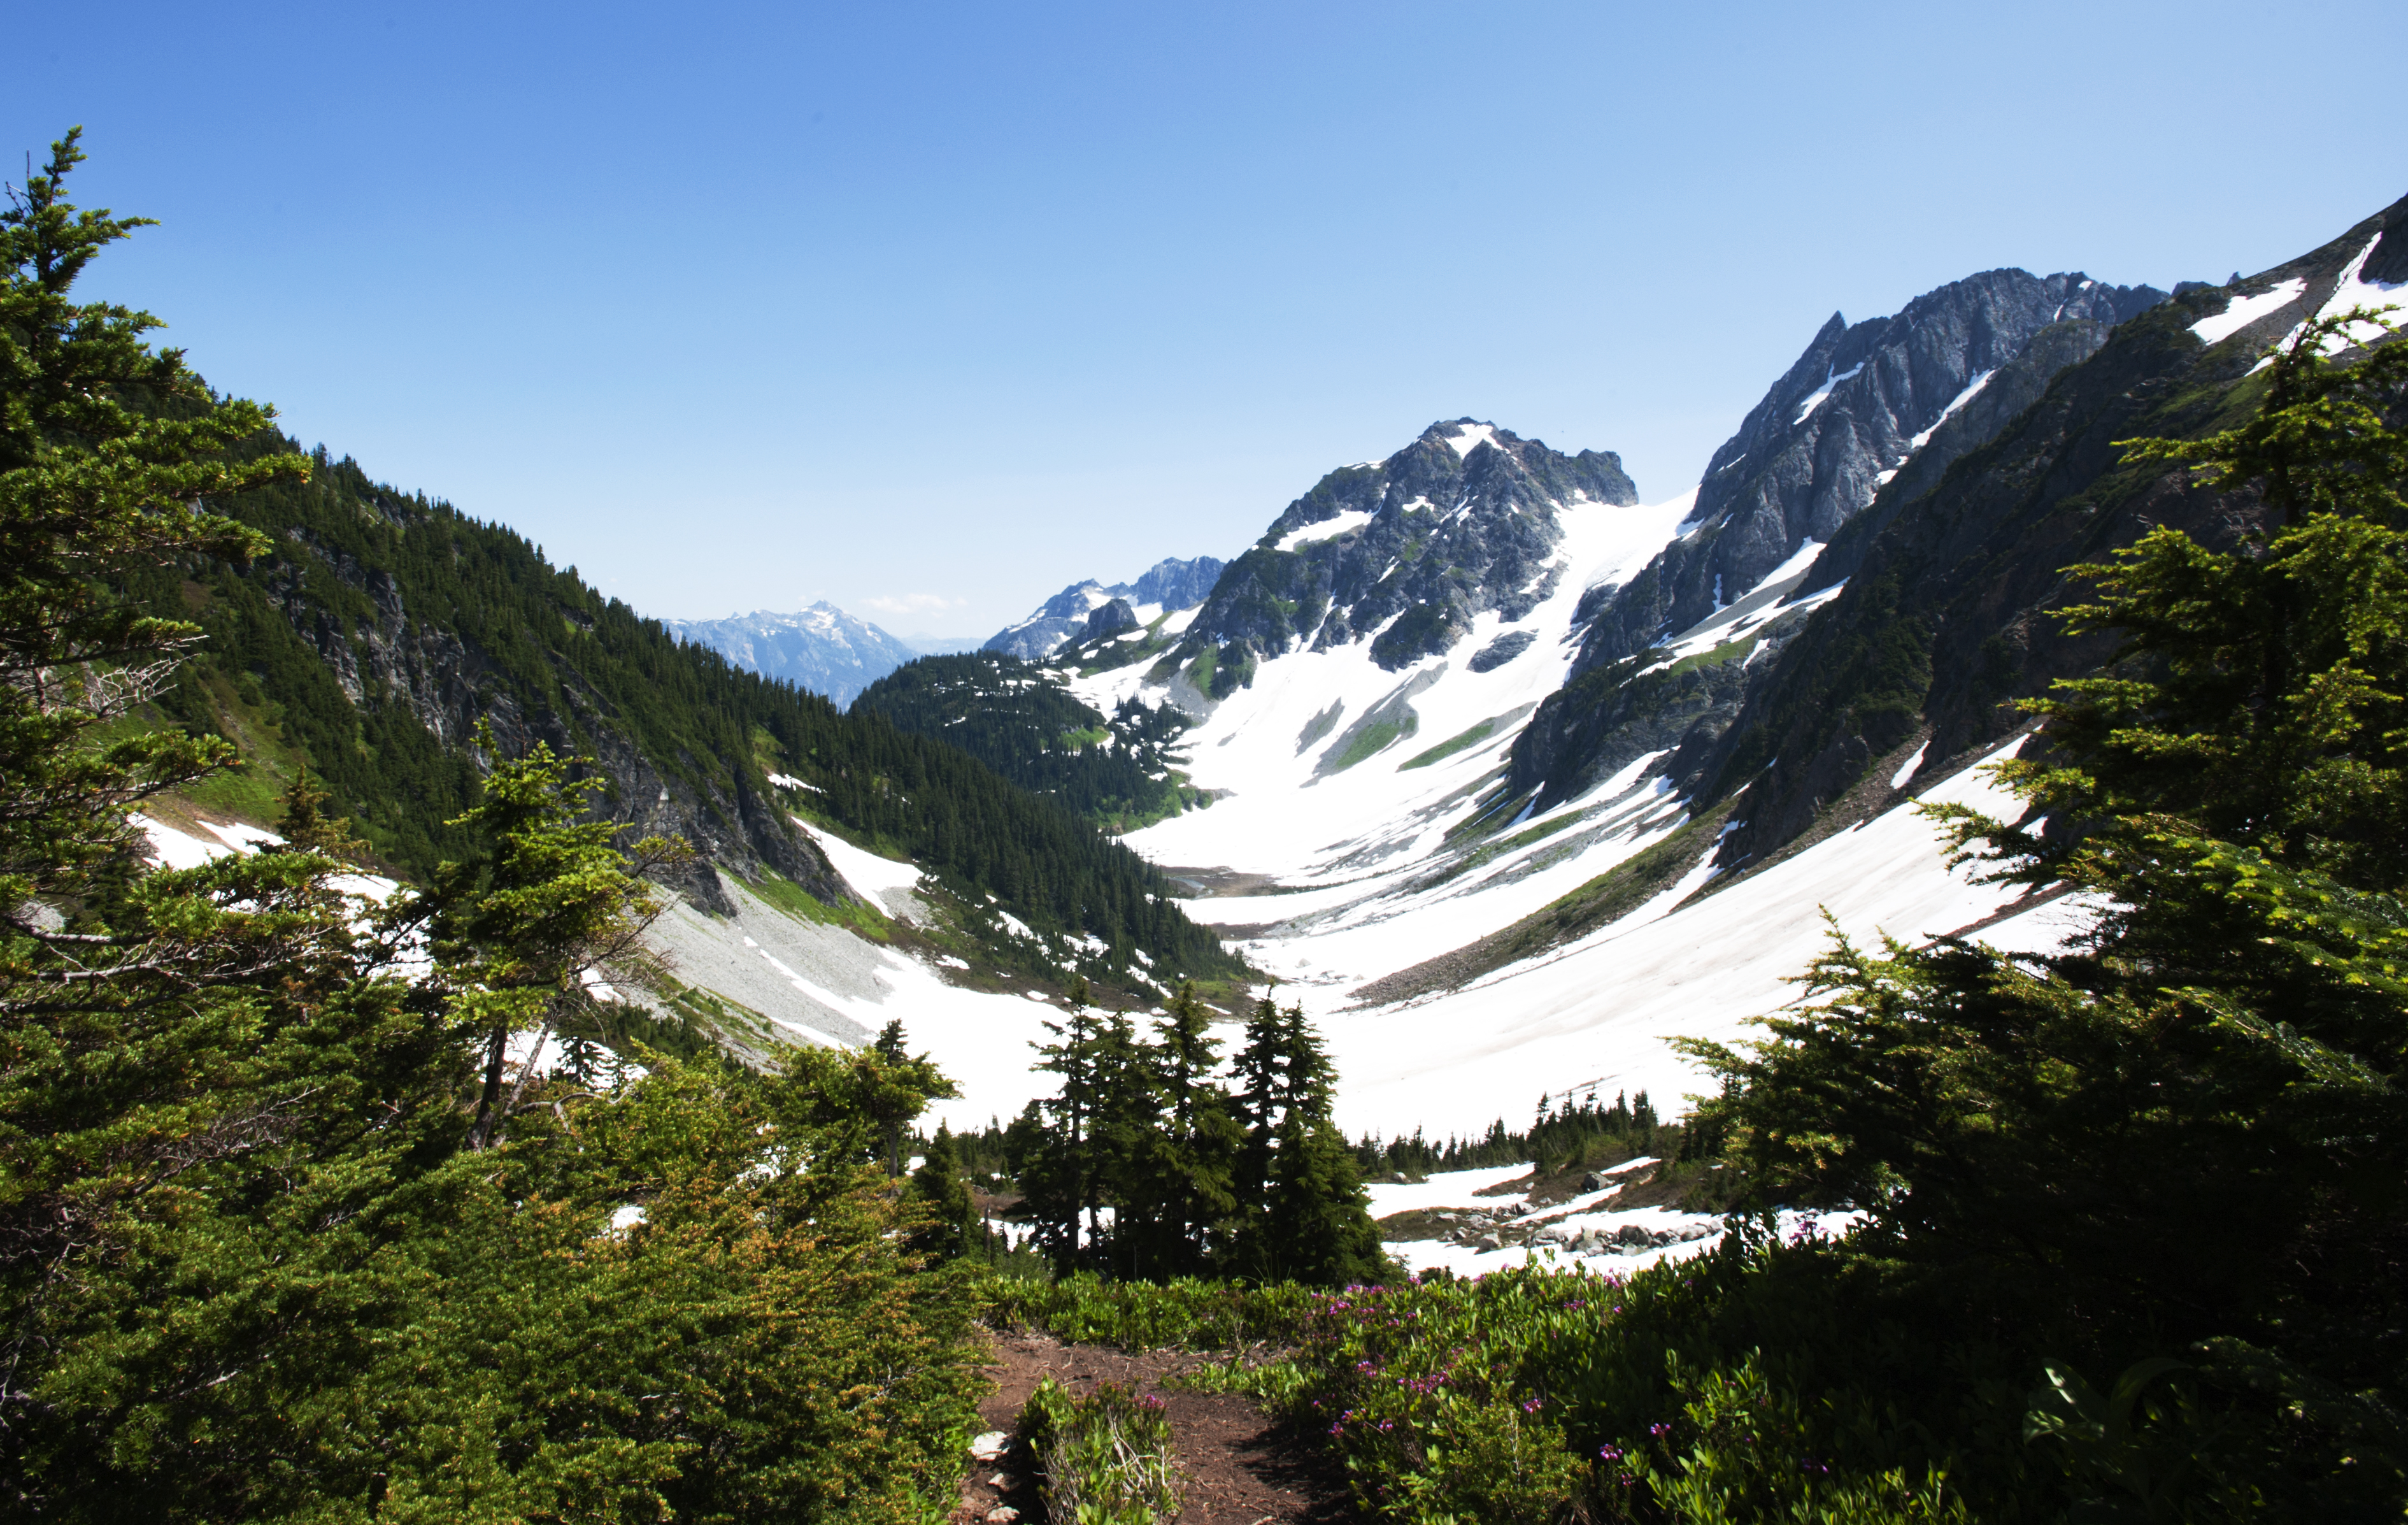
[129,432,1241,980]
[855,652,1205,833]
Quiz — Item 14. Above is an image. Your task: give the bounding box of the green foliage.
[1669,310,2408,1518]
[1,140,993,1521]
[1396,715,1496,770]
[1356,1087,1665,1178]
[908,1122,981,1261]
[988,1272,1317,1352]
[1325,710,1418,773]
[1017,1377,1181,1525]
[1007,988,1385,1284]
[853,651,1202,834]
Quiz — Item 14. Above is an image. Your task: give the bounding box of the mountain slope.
[1025,205,2405,1139]
[854,651,1202,832]
[147,441,1246,997]
[1687,190,2408,878]
[663,602,919,706]
[1565,269,2166,676]
[985,555,1227,659]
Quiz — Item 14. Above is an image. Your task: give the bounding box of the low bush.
[988,1272,1316,1352]
[1017,1377,1181,1524]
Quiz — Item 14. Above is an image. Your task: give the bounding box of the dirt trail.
[952,1330,1353,1524]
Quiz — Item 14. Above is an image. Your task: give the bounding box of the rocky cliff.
[1497,269,2170,815]
[1690,192,2408,878]
[1568,271,2167,675]
[1169,420,1638,692]
[985,555,1227,659]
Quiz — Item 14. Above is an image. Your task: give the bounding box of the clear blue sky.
[16,1,2404,638]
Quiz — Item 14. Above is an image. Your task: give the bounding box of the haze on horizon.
[13,0,2402,636]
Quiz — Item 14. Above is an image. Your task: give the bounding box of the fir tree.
[907,1122,979,1261]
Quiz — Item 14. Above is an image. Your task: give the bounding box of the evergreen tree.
[1262,1110,1388,1287]
[269,763,370,863]
[1128,982,1239,1277]
[1,136,994,1517]
[425,722,690,1149]
[906,1122,979,1261]
[1681,307,2408,1514]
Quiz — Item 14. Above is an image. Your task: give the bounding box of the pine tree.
[907,1122,979,1261]
[1220,992,1383,1284]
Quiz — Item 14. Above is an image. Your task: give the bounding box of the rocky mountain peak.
[983,555,1229,661]
[1567,268,2170,675]
[1173,421,1641,685]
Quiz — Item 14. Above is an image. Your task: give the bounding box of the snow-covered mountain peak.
[983,556,1227,660]
[1439,419,1501,457]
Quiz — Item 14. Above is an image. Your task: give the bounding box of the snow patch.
[1790,362,1865,426]
[1443,422,1500,457]
[1907,369,1995,451]
[1276,508,1377,553]
[2190,279,2307,345]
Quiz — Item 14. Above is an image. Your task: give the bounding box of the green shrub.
[988,1273,1316,1352]
[1018,1377,1181,1524]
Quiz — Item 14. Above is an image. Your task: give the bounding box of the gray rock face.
[983,556,1228,660]
[1569,270,2167,675]
[1681,193,2408,880]
[663,603,919,708]
[1467,629,1537,673]
[265,534,850,914]
[1081,598,1139,640]
[1179,420,1639,679]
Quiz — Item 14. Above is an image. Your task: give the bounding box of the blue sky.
[16,1,2404,638]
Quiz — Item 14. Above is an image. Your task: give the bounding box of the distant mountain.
[984,555,1227,660]
[1176,419,1638,682]
[898,634,988,655]
[663,602,920,707]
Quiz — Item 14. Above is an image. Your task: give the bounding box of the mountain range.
[982,556,1228,659]
[144,187,2407,1138]
[957,191,2407,1137]
[662,601,922,708]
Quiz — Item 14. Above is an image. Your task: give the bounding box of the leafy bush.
[988,1272,1317,1352]
[1017,1377,1181,1524]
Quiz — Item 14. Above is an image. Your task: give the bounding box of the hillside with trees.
[855,651,1204,833]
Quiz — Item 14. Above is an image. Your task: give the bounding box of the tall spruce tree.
[1130,982,1239,1277]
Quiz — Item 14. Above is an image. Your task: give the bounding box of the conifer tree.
[1681,308,2408,1511]
[907,1122,979,1261]
[1130,982,1239,1277]
[427,722,689,1149]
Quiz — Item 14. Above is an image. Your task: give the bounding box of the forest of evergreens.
[855,651,1204,834]
[132,428,1240,980]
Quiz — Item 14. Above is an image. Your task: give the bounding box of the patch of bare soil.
[953,1329,1355,1525]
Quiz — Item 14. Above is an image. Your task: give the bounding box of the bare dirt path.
[952,1330,1355,1524]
